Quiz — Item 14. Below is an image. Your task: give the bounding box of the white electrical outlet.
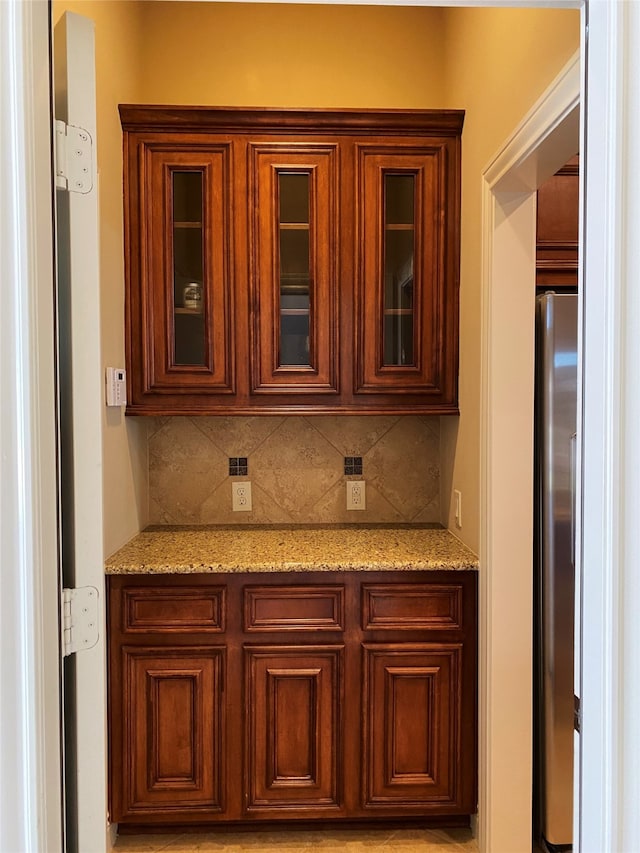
[454,489,462,528]
[232,481,252,512]
[347,480,366,511]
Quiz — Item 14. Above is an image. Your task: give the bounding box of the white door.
[0,1,62,850]
[54,11,110,853]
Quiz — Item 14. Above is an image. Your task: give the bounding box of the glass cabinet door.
[145,148,233,396]
[357,145,444,396]
[383,174,415,367]
[278,172,311,368]
[172,170,205,365]
[250,144,339,395]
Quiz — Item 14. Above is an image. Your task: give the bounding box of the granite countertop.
[105,525,479,574]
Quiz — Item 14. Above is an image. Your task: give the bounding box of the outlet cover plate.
[232,481,252,512]
[347,480,366,511]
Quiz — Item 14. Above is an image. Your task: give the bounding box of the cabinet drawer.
[361,583,463,631]
[122,586,226,633]
[244,585,344,632]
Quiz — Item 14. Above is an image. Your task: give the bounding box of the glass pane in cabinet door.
[172,171,205,366]
[279,172,311,367]
[383,174,415,366]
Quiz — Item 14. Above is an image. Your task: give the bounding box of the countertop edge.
[105,526,479,575]
[105,561,479,575]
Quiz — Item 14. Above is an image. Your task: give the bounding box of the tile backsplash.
[148,415,441,525]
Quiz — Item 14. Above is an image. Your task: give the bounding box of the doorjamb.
[479,50,581,852]
[0,0,62,851]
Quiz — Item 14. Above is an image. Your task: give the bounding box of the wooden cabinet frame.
[120,106,463,415]
[108,570,477,830]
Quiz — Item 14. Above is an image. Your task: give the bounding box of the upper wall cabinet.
[536,154,579,290]
[120,106,464,415]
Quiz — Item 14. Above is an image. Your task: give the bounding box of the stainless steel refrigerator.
[534,292,578,851]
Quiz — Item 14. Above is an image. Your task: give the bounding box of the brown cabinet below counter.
[108,571,477,830]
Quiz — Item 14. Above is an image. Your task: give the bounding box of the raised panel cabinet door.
[355,143,459,406]
[362,643,463,812]
[116,646,225,820]
[249,144,339,395]
[127,141,235,408]
[244,645,344,815]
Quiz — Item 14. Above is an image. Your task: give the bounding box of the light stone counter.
[105,525,479,574]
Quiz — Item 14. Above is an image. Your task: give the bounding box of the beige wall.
[440,7,580,551]
[52,2,579,551]
[53,1,149,557]
[137,2,447,108]
[136,2,451,529]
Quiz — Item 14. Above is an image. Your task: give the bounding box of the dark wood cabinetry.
[108,571,477,829]
[120,107,463,415]
[120,647,225,817]
[245,645,344,815]
[536,155,579,290]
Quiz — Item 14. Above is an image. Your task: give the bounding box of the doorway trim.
[479,50,580,853]
[0,1,62,851]
[5,1,640,852]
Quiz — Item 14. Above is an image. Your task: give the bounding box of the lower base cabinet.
[363,644,462,811]
[108,571,477,828]
[123,648,225,817]
[245,646,343,816]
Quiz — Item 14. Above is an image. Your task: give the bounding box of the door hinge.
[55,120,94,193]
[574,694,581,733]
[62,586,99,657]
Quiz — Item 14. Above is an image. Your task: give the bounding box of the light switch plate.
[454,489,462,528]
[106,367,126,407]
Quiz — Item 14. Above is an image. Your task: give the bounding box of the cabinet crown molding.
[118,104,465,136]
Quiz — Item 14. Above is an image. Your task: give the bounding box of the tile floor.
[113,826,478,853]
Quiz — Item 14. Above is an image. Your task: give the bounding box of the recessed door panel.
[245,645,343,813]
[362,643,461,809]
[120,647,225,818]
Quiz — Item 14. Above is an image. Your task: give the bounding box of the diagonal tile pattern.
[148,418,227,524]
[148,416,442,526]
[114,826,478,853]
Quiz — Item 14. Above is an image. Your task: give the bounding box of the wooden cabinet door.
[244,645,344,816]
[362,643,463,813]
[126,141,235,411]
[249,144,340,396]
[114,646,225,821]
[355,141,459,409]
